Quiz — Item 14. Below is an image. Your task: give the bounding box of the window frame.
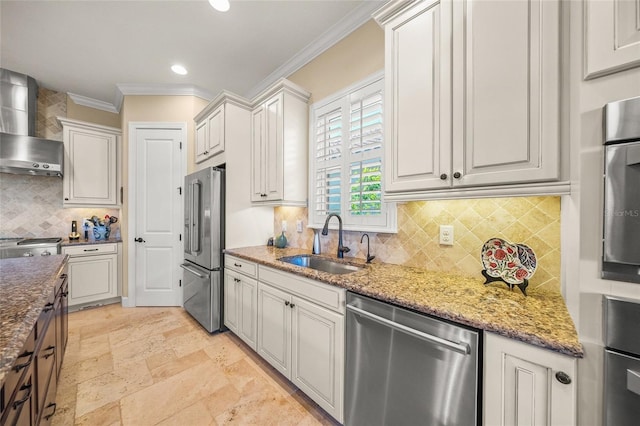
[308,71,397,233]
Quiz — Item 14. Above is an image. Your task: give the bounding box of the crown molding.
[244,0,385,100]
[67,92,120,114]
[68,83,214,114]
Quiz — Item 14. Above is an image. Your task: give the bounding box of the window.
[309,73,396,232]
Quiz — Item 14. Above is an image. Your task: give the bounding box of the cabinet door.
[452,0,559,187]
[291,296,344,423]
[2,367,35,426]
[55,279,68,379]
[195,119,209,163]
[251,106,266,201]
[257,282,291,377]
[67,254,118,306]
[484,333,577,426]
[207,105,225,158]
[223,270,239,334]
[36,315,56,422]
[238,276,258,350]
[263,93,284,201]
[585,0,640,78]
[63,127,118,205]
[383,0,452,193]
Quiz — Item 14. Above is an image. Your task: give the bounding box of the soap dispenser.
[312,229,321,254]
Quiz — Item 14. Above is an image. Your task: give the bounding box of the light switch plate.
[439,225,454,245]
[296,220,303,233]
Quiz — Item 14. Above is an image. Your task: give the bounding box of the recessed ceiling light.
[209,0,230,12]
[171,64,188,75]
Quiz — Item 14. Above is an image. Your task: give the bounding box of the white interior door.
[131,125,184,306]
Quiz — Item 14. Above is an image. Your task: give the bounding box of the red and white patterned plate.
[481,238,537,285]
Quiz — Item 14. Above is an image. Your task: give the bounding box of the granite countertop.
[0,255,68,386]
[61,236,123,246]
[225,246,584,358]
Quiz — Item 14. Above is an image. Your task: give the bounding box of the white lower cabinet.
[224,268,258,350]
[62,243,120,308]
[256,266,345,423]
[484,332,577,426]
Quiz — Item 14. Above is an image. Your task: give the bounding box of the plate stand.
[481,269,528,296]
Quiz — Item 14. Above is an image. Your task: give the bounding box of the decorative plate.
[481,238,537,285]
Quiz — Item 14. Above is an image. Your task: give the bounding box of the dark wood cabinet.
[1,264,68,426]
[55,277,68,379]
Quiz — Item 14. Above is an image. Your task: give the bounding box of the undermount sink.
[278,255,363,275]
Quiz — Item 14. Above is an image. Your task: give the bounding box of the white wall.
[564,2,640,424]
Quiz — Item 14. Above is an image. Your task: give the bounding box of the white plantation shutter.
[311,103,343,225]
[309,74,396,232]
[349,91,383,156]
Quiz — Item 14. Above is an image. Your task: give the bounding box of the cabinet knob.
[134,237,146,243]
[453,172,462,179]
[555,371,572,385]
[64,197,69,201]
[290,303,295,308]
[440,174,447,180]
[284,301,290,306]
[234,263,242,267]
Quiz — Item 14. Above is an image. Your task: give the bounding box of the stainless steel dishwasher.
[345,292,480,426]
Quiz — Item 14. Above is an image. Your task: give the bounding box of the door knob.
[134,237,146,243]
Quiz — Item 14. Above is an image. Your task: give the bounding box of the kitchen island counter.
[225,246,583,357]
[0,254,68,386]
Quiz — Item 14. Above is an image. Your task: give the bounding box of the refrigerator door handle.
[180,263,209,279]
[191,179,201,254]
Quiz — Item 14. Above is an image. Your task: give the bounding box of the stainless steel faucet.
[321,213,350,258]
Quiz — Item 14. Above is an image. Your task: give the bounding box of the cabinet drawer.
[226,255,257,278]
[2,327,36,414]
[258,266,345,313]
[63,243,117,256]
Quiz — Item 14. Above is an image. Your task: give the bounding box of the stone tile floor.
[52,304,339,425]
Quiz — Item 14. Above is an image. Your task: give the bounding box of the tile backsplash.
[0,173,120,239]
[275,196,561,291]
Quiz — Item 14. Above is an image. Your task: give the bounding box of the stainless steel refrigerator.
[180,166,225,332]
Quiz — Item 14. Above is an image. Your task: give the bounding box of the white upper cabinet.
[194,92,251,164]
[58,118,120,206]
[374,0,563,200]
[377,0,452,193]
[250,79,310,206]
[584,0,640,79]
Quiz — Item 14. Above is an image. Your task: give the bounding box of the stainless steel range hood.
[0,68,64,177]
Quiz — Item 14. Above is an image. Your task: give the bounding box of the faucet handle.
[340,246,350,253]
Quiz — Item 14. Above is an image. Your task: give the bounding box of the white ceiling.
[0,0,384,112]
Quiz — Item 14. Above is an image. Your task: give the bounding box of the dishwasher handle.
[347,304,471,355]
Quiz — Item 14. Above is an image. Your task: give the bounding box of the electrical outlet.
[296,220,303,233]
[281,220,287,232]
[439,225,454,246]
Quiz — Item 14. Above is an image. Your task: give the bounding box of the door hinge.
[179,279,182,287]
[179,234,182,241]
[179,142,183,150]
[178,186,182,195]
[120,187,124,204]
